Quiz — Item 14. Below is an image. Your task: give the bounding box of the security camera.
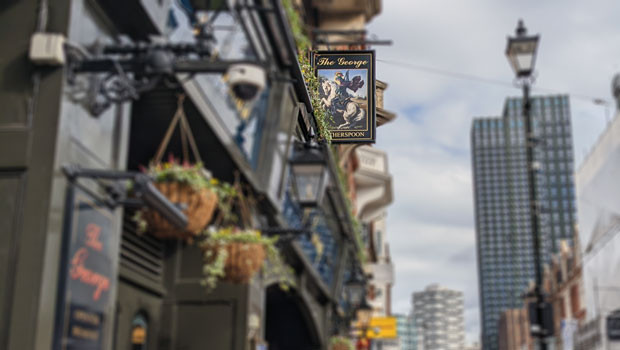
[226,63,266,101]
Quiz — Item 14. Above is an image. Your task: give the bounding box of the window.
[570,285,580,315]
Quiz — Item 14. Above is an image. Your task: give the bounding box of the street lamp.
[506,19,553,349]
[506,20,540,78]
[289,142,329,208]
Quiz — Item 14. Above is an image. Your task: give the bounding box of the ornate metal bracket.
[62,164,188,229]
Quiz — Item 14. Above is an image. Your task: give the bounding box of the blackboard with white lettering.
[608,311,620,341]
[54,187,119,350]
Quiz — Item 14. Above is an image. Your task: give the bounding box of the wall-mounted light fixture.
[289,141,329,209]
[260,141,329,239]
[345,266,367,307]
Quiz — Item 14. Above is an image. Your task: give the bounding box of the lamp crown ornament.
[516,19,527,36]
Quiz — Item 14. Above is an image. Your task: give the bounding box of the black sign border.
[53,184,115,350]
[312,50,376,144]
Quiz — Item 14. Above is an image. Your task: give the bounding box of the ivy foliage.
[199,227,295,291]
[335,158,367,264]
[329,336,354,350]
[145,157,236,199]
[282,0,333,143]
[282,0,366,263]
[132,158,235,234]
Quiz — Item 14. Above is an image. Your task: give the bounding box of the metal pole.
[523,81,547,350]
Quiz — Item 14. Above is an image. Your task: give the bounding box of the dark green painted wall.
[0,0,71,349]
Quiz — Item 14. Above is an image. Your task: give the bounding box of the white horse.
[320,80,366,129]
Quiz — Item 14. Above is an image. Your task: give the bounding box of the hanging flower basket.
[133,94,227,239]
[199,227,294,291]
[136,161,219,239]
[332,344,351,350]
[202,239,266,284]
[329,336,353,350]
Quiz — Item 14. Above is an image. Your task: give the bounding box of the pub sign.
[313,50,376,143]
[53,187,120,350]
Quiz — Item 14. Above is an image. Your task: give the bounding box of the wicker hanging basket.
[144,182,218,239]
[141,94,218,239]
[201,241,266,283]
[330,336,353,350]
[331,344,351,350]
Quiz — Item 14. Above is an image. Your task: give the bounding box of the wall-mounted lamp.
[260,141,329,239]
[289,141,329,209]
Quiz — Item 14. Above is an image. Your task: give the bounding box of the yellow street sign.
[353,317,398,339]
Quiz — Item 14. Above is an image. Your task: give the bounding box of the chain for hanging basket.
[211,171,255,229]
[141,94,218,239]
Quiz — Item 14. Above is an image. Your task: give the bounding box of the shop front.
[0,1,365,349]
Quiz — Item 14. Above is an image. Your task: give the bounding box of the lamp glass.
[291,163,327,207]
[506,36,539,76]
[346,280,365,306]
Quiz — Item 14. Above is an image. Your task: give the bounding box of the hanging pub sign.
[53,186,120,350]
[313,50,376,143]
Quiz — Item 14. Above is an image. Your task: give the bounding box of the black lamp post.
[506,20,553,348]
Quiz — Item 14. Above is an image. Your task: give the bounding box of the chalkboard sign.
[607,311,620,341]
[54,186,120,350]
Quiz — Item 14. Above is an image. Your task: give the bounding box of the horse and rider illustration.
[319,70,367,130]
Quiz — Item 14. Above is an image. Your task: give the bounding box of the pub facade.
[0,0,391,349]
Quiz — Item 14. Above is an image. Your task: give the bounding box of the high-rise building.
[471,95,577,350]
[392,313,417,350]
[412,284,465,350]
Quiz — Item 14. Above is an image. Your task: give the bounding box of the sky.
[366,0,620,343]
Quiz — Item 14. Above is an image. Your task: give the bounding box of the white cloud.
[368,0,620,343]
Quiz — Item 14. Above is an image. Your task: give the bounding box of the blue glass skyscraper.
[471,95,577,350]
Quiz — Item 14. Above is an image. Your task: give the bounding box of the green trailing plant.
[145,158,233,198]
[299,53,333,143]
[281,0,366,261]
[329,336,354,350]
[335,160,367,263]
[282,0,333,143]
[282,0,310,52]
[199,226,295,291]
[282,0,365,263]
